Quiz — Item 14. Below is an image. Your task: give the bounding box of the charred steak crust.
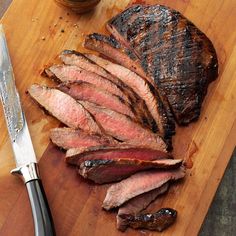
[118,208,177,232]
[107,4,218,125]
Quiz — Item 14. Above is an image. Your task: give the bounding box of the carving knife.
[0,24,55,236]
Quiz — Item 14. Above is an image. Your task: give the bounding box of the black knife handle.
[26,179,55,236]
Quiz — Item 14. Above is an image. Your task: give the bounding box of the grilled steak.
[117,183,169,231]
[59,51,158,132]
[103,167,185,210]
[85,54,175,143]
[50,127,117,150]
[79,159,182,184]
[79,101,167,151]
[57,81,139,122]
[28,84,101,133]
[66,146,171,165]
[117,208,177,232]
[107,4,218,124]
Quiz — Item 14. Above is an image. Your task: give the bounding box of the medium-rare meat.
[117,208,177,232]
[50,127,117,150]
[103,167,185,210]
[84,34,175,144]
[79,101,167,151]
[84,33,148,79]
[65,146,171,165]
[85,54,175,143]
[107,4,218,124]
[59,51,158,133]
[79,158,182,184]
[117,183,169,231]
[44,65,127,99]
[28,84,101,133]
[57,81,137,121]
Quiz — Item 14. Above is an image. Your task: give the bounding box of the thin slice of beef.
[79,101,167,151]
[59,51,158,133]
[79,158,182,184]
[28,84,101,133]
[84,33,148,79]
[85,54,175,143]
[118,208,177,232]
[57,81,137,122]
[50,127,117,150]
[103,167,185,210]
[107,4,218,125]
[66,145,171,165]
[44,65,127,100]
[60,50,113,79]
[117,183,169,231]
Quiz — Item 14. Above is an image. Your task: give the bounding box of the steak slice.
[28,84,101,133]
[103,167,186,210]
[44,65,127,99]
[107,4,218,125]
[57,81,137,122]
[79,101,167,151]
[85,54,175,143]
[117,208,177,232]
[50,127,117,150]
[66,146,171,165]
[59,51,158,133]
[117,183,169,231]
[79,158,182,184]
[84,33,148,80]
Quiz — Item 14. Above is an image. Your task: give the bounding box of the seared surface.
[80,101,167,151]
[50,127,116,150]
[107,4,218,125]
[117,183,169,231]
[79,159,182,184]
[28,84,101,133]
[66,145,171,165]
[103,167,186,210]
[118,208,177,232]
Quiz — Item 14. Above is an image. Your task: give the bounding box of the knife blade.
[0,24,55,236]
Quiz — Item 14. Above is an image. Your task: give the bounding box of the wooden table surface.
[0,0,235,236]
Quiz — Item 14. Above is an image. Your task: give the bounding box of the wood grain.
[0,0,235,235]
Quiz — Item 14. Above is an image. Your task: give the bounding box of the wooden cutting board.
[0,0,235,235]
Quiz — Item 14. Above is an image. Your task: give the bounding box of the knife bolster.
[11,162,40,183]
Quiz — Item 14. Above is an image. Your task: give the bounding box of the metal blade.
[0,24,37,167]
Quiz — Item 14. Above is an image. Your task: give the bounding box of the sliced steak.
[107,4,218,124]
[103,167,185,210]
[117,208,177,232]
[85,54,175,143]
[57,81,137,122]
[28,84,101,133]
[59,51,158,133]
[117,183,169,231]
[79,159,182,184]
[66,146,171,165]
[50,127,116,150]
[44,65,127,99]
[84,33,148,79]
[79,101,167,151]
